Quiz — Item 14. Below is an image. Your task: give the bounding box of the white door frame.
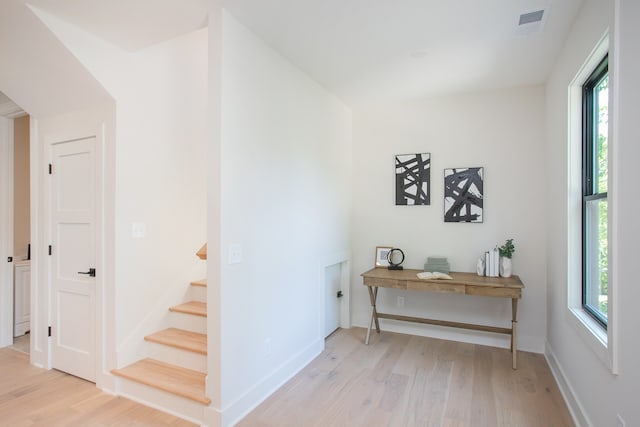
[45,126,103,380]
[0,117,14,348]
[31,110,107,387]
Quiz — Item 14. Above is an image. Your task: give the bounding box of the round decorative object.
[387,248,405,270]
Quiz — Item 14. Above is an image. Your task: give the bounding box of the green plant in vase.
[498,238,515,259]
[498,238,515,277]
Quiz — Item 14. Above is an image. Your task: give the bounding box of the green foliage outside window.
[597,76,608,316]
[583,55,608,327]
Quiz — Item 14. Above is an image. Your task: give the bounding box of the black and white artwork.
[395,153,430,205]
[444,167,483,223]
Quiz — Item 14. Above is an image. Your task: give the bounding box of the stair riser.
[188,285,207,302]
[168,312,207,334]
[145,341,207,372]
[116,377,206,424]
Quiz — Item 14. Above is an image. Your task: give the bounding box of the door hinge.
[48,245,52,256]
[48,163,52,174]
[48,326,52,337]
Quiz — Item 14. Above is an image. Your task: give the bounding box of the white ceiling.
[24,0,211,52]
[1,0,584,110]
[221,0,584,104]
[0,0,113,117]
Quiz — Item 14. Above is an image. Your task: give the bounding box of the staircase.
[112,245,209,423]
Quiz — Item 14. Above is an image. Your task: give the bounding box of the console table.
[361,268,524,369]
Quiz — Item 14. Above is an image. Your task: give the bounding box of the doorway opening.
[0,92,30,354]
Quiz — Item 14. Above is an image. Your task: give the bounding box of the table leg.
[372,287,380,332]
[511,298,518,369]
[365,286,379,345]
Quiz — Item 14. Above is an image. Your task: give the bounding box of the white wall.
[30,11,209,372]
[214,11,352,425]
[107,29,208,366]
[0,2,110,118]
[546,0,640,425]
[351,86,547,352]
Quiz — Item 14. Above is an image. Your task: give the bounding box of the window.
[582,55,608,328]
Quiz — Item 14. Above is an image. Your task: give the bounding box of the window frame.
[581,54,609,328]
[567,33,616,373]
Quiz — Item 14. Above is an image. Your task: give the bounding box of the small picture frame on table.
[375,246,393,268]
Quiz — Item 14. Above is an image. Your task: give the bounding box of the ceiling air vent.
[519,10,544,26]
[516,8,548,35]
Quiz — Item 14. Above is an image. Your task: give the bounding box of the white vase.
[499,257,512,278]
[477,257,485,276]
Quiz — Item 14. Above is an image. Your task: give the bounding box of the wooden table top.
[361,268,524,298]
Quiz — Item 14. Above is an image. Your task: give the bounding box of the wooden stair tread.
[191,279,206,287]
[145,328,207,354]
[169,301,207,317]
[112,358,210,404]
[196,244,207,260]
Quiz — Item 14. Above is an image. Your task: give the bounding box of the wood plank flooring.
[0,348,196,426]
[1,328,573,427]
[238,328,574,427]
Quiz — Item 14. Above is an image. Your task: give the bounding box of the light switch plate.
[131,222,146,238]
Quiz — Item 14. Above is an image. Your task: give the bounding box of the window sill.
[567,306,611,370]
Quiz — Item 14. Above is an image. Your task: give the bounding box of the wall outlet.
[228,243,242,264]
[397,296,405,308]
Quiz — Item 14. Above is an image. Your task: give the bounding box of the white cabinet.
[14,261,30,337]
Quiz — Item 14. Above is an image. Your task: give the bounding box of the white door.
[50,137,96,382]
[324,263,342,337]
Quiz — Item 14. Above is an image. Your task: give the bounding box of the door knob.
[78,268,96,277]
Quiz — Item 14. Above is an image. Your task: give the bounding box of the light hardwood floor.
[238,328,574,427]
[0,328,574,427]
[0,348,196,426]
[10,333,30,354]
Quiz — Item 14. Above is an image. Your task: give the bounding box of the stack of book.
[484,248,500,277]
[424,256,450,274]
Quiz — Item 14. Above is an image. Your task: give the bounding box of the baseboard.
[97,370,117,395]
[221,337,324,427]
[544,341,591,427]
